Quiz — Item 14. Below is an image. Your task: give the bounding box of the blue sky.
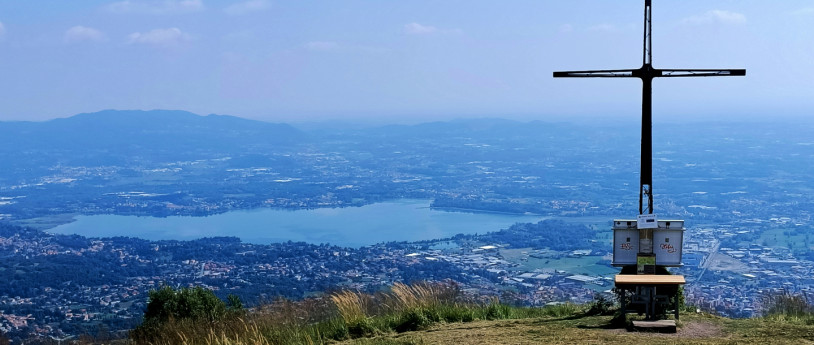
[0,0,812,123]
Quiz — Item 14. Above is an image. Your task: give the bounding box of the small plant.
[483,298,513,320]
[586,294,616,316]
[541,302,581,318]
[227,294,244,312]
[394,308,434,333]
[348,317,379,337]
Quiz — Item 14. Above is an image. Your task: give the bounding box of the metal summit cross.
[554,0,745,215]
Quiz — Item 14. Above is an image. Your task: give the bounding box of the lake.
[48,199,547,247]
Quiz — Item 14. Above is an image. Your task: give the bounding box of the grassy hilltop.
[122,282,814,345]
[341,313,814,345]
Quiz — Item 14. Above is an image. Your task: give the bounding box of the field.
[758,227,813,251]
[706,252,751,273]
[500,248,618,277]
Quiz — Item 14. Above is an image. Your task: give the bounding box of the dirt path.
[351,317,732,345]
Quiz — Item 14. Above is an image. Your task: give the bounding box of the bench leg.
[674,291,679,320]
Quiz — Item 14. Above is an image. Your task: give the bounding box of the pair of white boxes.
[611,217,684,267]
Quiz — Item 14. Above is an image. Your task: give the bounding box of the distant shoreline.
[430,206,545,217]
[16,203,555,232]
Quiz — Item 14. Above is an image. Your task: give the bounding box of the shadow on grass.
[577,314,629,330]
[532,313,612,327]
[532,312,627,330]
[576,322,627,330]
[528,314,589,325]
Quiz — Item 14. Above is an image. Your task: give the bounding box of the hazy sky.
[0,0,812,123]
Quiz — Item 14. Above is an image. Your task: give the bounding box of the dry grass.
[130,298,337,345]
[390,282,447,310]
[331,281,462,323]
[332,290,368,324]
[163,322,274,345]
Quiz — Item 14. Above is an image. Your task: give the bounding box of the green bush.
[395,308,441,332]
[484,302,512,320]
[146,286,228,323]
[131,286,240,343]
[348,317,379,337]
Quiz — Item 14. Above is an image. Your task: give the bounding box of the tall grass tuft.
[332,290,368,324]
[390,282,448,310]
[763,290,814,324]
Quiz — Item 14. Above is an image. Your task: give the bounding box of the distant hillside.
[0,109,305,166]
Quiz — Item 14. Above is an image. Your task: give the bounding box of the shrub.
[484,299,512,320]
[586,294,615,316]
[131,286,233,343]
[348,317,379,337]
[395,308,438,332]
[146,286,228,323]
[763,291,814,321]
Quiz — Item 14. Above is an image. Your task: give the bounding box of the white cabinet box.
[612,219,684,267]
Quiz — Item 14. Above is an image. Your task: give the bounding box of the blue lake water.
[48,199,546,247]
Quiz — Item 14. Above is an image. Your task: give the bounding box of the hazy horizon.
[1,108,811,128]
[1,1,812,123]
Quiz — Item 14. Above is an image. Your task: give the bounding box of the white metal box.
[613,228,639,265]
[653,229,684,266]
[612,219,684,267]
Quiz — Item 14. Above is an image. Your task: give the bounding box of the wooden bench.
[615,274,685,321]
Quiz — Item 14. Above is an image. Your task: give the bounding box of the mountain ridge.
[0,109,306,166]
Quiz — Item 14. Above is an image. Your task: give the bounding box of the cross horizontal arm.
[553,69,638,78]
[656,69,746,77]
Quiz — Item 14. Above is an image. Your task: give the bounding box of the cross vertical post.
[641,69,653,215]
[640,0,653,215]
